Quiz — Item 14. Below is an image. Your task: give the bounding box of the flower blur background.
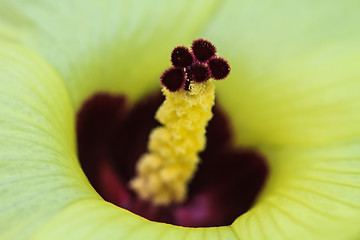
[1,0,360,240]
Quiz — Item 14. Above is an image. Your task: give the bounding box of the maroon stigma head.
[191,39,216,62]
[208,58,230,80]
[161,68,186,92]
[171,46,194,68]
[186,63,210,83]
[161,39,230,91]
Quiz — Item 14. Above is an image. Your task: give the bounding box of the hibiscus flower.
[1,1,360,239]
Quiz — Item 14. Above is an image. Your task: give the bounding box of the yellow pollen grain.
[130,81,215,205]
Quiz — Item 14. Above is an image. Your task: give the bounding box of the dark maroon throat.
[76,91,268,227]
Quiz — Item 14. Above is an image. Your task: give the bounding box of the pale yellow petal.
[0,0,221,109]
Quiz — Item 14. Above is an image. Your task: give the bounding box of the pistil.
[130,39,230,205]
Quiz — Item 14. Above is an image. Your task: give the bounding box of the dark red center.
[76,91,268,227]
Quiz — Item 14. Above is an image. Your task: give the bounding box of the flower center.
[76,39,268,227]
[77,92,268,227]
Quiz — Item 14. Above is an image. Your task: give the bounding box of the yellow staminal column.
[131,81,215,205]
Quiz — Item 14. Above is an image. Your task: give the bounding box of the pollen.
[130,39,230,205]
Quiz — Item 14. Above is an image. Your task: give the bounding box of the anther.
[191,39,216,62]
[171,47,194,68]
[186,63,210,83]
[160,68,186,92]
[208,58,230,80]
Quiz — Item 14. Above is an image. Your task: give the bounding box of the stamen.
[191,39,216,62]
[171,46,194,68]
[131,39,230,205]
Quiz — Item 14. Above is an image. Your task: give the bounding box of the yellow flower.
[1,1,360,239]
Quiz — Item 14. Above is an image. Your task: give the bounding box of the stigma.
[130,39,230,205]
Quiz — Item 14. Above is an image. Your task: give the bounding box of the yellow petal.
[0,0,221,109]
[32,199,237,240]
[233,142,360,240]
[0,41,97,239]
[203,0,360,147]
[201,1,360,239]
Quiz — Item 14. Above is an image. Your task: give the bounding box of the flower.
[1,1,360,239]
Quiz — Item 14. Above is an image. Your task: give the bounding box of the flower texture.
[1,1,360,240]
